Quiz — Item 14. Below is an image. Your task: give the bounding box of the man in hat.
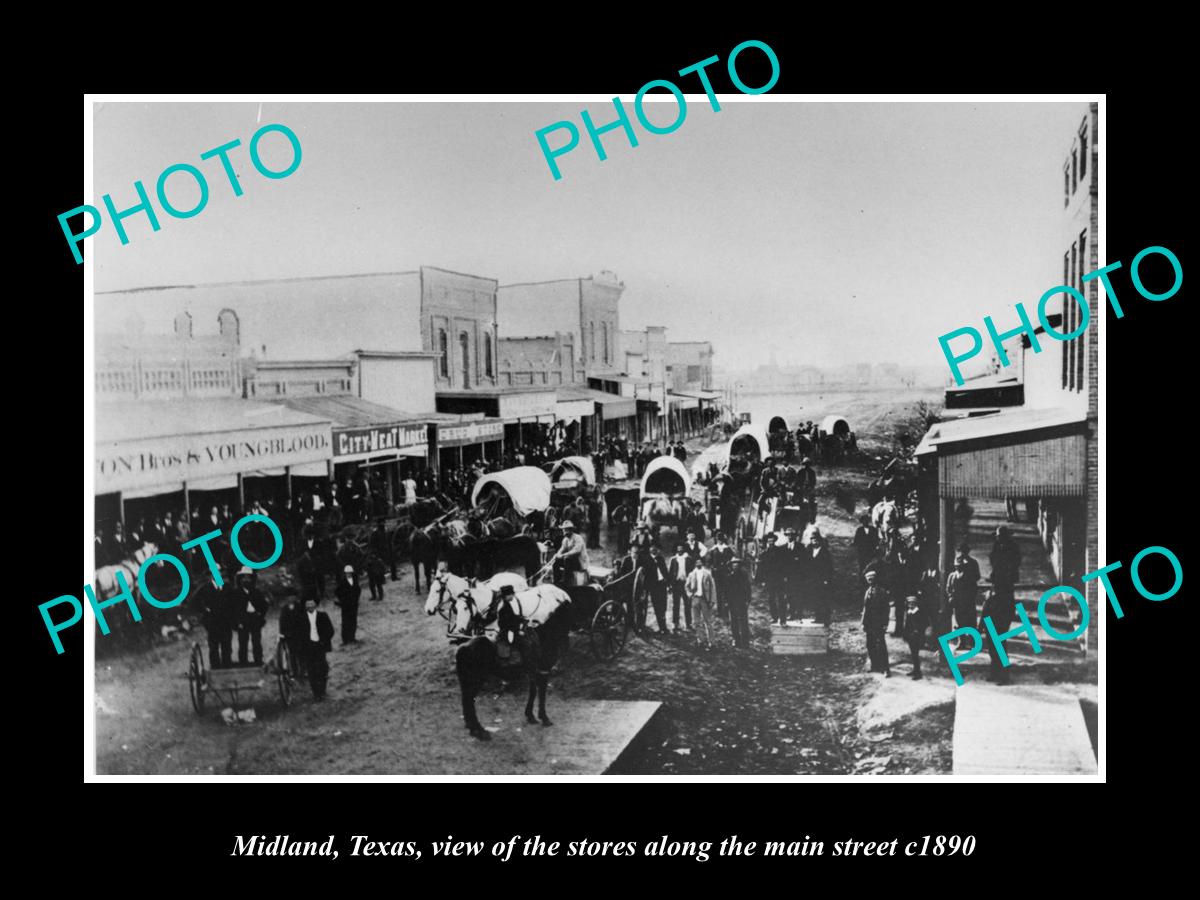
[797,458,817,523]
[807,527,834,626]
[630,521,656,570]
[668,542,693,631]
[685,556,718,650]
[781,527,807,621]
[335,564,361,645]
[862,570,891,676]
[945,553,979,650]
[725,556,753,649]
[553,520,589,584]
[756,533,787,626]
[196,569,234,669]
[301,594,335,700]
[989,526,1021,609]
[645,544,672,634]
[903,593,929,679]
[612,497,636,555]
[233,567,269,666]
[370,518,397,583]
[853,514,878,578]
[707,531,734,618]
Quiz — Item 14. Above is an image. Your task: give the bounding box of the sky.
[92,99,1089,372]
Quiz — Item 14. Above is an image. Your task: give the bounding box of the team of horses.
[423,570,572,741]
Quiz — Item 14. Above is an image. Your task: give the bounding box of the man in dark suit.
[232,567,269,666]
[756,534,786,626]
[667,543,692,631]
[301,596,335,700]
[644,544,672,634]
[196,572,234,668]
[335,565,361,645]
[781,527,807,621]
[725,556,753,649]
[706,531,734,618]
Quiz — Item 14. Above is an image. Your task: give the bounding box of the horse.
[423,568,528,627]
[94,542,158,602]
[450,583,573,740]
[408,524,442,594]
[441,534,543,583]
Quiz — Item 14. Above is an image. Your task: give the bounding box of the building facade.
[496,271,624,379]
[916,101,1099,655]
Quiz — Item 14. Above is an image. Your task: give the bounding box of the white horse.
[450,582,570,640]
[424,568,528,629]
[94,542,158,601]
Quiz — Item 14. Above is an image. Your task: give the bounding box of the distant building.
[496,271,624,379]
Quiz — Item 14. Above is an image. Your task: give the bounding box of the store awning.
[558,385,635,420]
[672,389,722,402]
[281,396,429,463]
[668,392,699,410]
[918,407,1090,498]
[95,398,332,495]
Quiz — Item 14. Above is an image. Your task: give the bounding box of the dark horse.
[441,533,543,583]
[452,584,573,741]
[408,525,440,594]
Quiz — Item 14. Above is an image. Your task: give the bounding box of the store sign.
[334,423,427,458]
[498,390,557,421]
[97,423,332,493]
[438,420,505,446]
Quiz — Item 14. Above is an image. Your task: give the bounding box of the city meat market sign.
[334,423,427,458]
[96,423,331,493]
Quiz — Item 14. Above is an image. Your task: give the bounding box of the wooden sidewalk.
[953,683,1097,778]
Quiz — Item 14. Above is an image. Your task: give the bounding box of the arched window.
[602,323,610,364]
[459,332,471,386]
[485,334,494,378]
[174,311,193,338]
[438,329,449,378]
[217,308,240,344]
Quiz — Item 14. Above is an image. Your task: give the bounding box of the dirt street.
[96,390,958,775]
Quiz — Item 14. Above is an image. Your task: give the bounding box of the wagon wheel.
[188,642,206,714]
[275,637,295,708]
[630,568,649,633]
[590,598,629,659]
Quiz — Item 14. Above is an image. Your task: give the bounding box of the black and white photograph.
[84,97,1101,778]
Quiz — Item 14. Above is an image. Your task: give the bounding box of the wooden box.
[770,621,829,655]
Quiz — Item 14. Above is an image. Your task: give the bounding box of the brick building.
[916,102,1099,655]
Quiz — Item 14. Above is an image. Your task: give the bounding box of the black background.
[22,28,1188,883]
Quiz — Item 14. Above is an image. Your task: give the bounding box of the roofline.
[254,359,356,369]
[96,270,421,295]
[498,278,583,290]
[353,349,440,359]
[420,265,499,287]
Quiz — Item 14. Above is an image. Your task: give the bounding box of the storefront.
[573,382,637,443]
[434,418,506,471]
[95,398,333,533]
[281,396,429,511]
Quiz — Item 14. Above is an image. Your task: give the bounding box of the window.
[1064,165,1070,208]
[602,323,609,364]
[589,322,596,362]
[1077,230,1088,393]
[459,333,470,386]
[687,365,702,382]
[1079,120,1088,180]
[1068,242,1078,391]
[484,334,494,378]
[1065,252,1075,388]
[1071,148,1078,195]
[438,329,449,378]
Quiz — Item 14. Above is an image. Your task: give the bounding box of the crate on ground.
[770,620,829,655]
